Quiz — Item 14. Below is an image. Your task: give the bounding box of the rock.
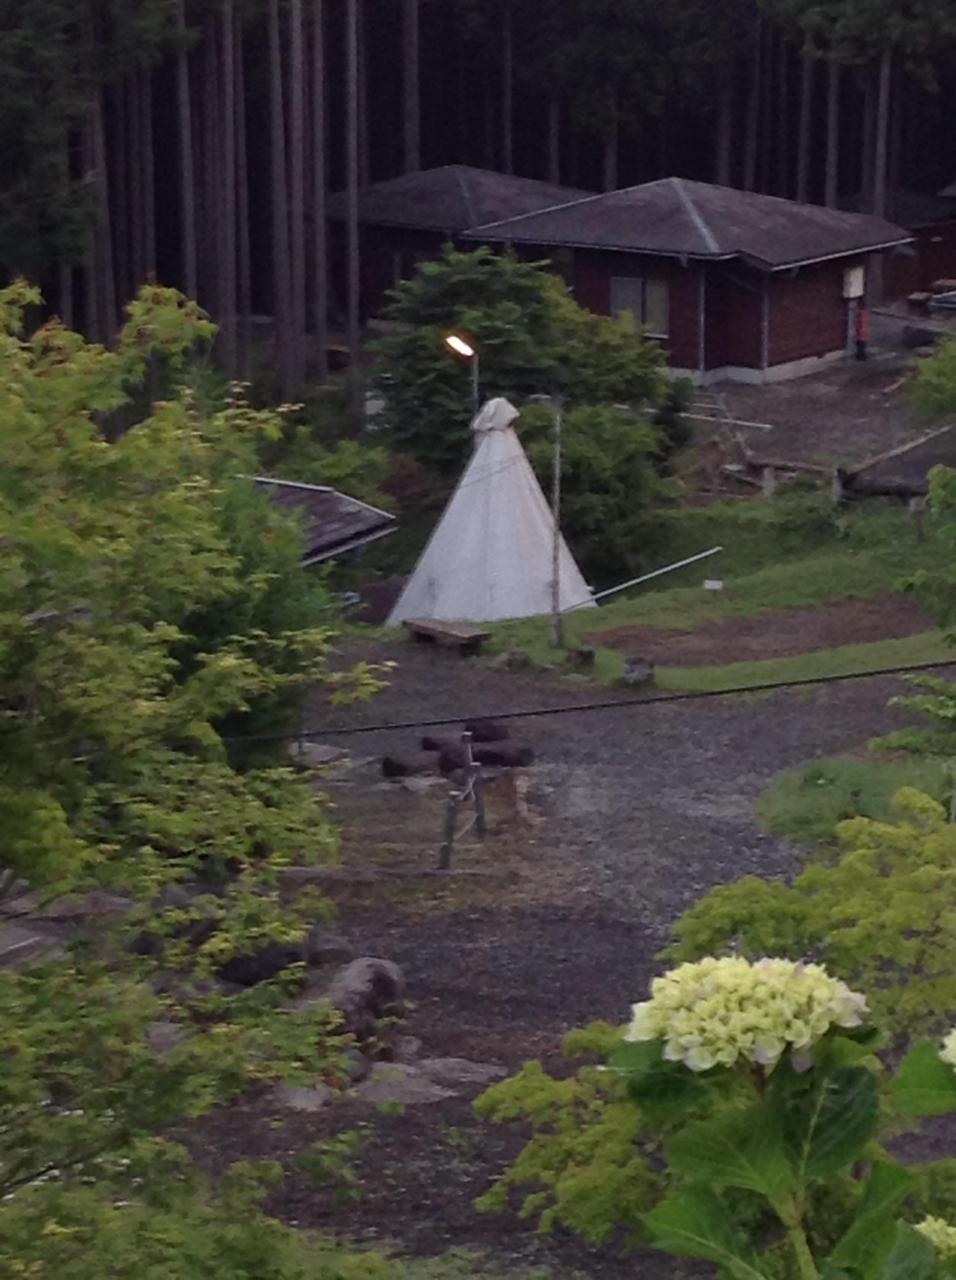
[565,646,595,670]
[400,776,446,794]
[147,1020,186,1056]
[392,1034,422,1063]
[269,1082,333,1112]
[489,650,530,671]
[352,1062,457,1105]
[0,923,61,968]
[288,741,349,768]
[42,890,132,920]
[342,1048,373,1082]
[463,719,511,742]
[416,1057,507,1085]
[319,957,406,1046]
[382,751,440,779]
[303,927,353,967]
[620,657,655,688]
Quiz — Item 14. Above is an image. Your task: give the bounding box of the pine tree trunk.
[872,47,892,219]
[176,0,198,299]
[501,0,514,173]
[288,0,306,389]
[743,14,762,191]
[220,0,238,374]
[142,66,156,279]
[795,50,814,203]
[312,0,328,381]
[602,102,618,191]
[269,0,293,396]
[715,63,733,186]
[776,32,790,197]
[547,97,560,183]
[889,59,903,196]
[758,17,774,191]
[824,59,840,208]
[403,0,420,172]
[861,67,876,211]
[482,69,495,169]
[59,263,74,330]
[345,0,362,420]
[202,24,222,315]
[113,79,130,302]
[235,8,252,375]
[91,90,116,338]
[357,0,370,186]
[129,74,144,287]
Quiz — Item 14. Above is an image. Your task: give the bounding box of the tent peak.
[472,397,518,434]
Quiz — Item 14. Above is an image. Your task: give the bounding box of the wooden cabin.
[326,164,589,318]
[843,190,956,300]
[463,178,912,385]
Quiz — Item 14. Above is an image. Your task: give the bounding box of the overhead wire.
[229,655,956,743]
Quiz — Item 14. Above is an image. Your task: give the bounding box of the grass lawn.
[654,629,955,692]
[484,507,946,690]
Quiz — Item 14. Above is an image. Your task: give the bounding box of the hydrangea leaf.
[772,1064,877,1181]
[875,1224,938,1280]
[892,1042,956,1118]
[664,1103,796,1203]
[642,1186,771,1280]
[826,1162,914,1278]
[606,1039,710,1126]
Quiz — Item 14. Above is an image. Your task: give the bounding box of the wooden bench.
[404,618,490,657]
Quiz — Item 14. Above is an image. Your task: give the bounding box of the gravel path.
[231,638,927,1277]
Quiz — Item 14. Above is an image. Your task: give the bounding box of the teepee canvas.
[387,398,595,624]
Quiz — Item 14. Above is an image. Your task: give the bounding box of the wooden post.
[438,789,463,870]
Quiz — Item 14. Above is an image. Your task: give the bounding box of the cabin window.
[610,276,670,338]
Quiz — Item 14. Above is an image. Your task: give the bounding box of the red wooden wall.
[766,259,851,366]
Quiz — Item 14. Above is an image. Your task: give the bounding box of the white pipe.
[562,545,723,614]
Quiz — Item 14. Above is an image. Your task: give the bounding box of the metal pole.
[471,354,479,416]
[561,545,723,614]
[550,399,564,647]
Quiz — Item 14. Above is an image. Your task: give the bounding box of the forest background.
[3,0,956,401]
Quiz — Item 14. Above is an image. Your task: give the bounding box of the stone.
[269,1082,333,1112]
[620,657,655,688]
[488,650,529,671]
[309,957,406,1046]
[564,646,595,670]
[416,1057,507,1085]
[352,1062,457,1105]
[392,1034,422,1063]
[147,1020,186,1056]
[0,923,60,968]
[288,741,349,768]
[400,776,445,794]
[303,927,354,966]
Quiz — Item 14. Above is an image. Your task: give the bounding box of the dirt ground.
[588,592,934,664]
[193,635,956,1279]
[705,315,947,469]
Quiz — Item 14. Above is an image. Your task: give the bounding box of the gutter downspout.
[760,276,770,372]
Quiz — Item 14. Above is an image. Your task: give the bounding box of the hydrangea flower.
[940,1029,956,1071]
[915,1215,956,1260]
[625,956,868,1073]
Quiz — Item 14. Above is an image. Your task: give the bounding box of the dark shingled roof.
[843,189,956,227]
[254,477,395,565]
[326,164,590,233]
[463,177,912,270]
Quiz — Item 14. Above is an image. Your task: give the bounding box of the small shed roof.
[326,164,590,234]
[464,177,912,270]
[253,477,395,565]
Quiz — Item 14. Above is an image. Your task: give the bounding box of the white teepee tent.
[387,398,595,624]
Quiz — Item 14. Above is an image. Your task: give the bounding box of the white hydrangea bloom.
[625,956,868,1073]
[940,1029,956,1071]
[915,1216,956,1260]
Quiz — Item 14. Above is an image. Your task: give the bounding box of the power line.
[235,656,956,743]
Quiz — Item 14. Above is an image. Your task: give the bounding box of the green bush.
[754,756,949,847]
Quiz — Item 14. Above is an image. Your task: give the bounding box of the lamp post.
[443,332,479,416]
[529,393,565,648]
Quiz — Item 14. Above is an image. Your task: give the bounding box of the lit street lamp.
[443,332,479,415]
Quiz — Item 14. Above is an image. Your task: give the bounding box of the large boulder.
[318,956,406,1046]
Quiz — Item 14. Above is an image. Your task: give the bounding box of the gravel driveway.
[214,637,930,1278]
